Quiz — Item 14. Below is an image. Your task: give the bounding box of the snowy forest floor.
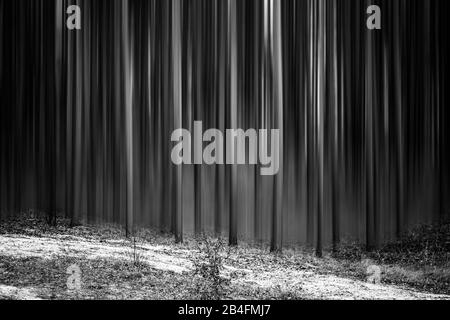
[0,216,449,300]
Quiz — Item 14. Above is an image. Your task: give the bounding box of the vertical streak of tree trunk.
[270,0,283,252]
[228,0,238,246]
[394,0,404,239]
[72,3,83,227]
[172,0,183,243]
[122,0,133,237]
[315,0,325,258]
[331,0,340,252]
[365,0,375,251]
[215,0,226,237]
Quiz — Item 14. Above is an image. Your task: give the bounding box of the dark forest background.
[0,0,449,253]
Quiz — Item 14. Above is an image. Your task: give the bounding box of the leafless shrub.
[125,235,146,269]
[190,234,231,300]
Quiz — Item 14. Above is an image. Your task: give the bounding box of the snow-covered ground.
[0,232,448,300]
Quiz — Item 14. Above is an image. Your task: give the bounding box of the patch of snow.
[0,234,191,273]
[0,284,41,300]
[239,268,450,300]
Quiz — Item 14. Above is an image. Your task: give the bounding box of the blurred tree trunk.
[270,0,283,252]
[71,11,83,227]
[330,0,340,252]
[228,0,238,246]
[315,0,325,258]
[394,0,404,239]
[365,3,375,251]
[122,0,133,237]
[172,0,183,243]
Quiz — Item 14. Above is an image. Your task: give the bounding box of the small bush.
[333,220,450,267]
[190,234,231,300]
[377,220,450,267]
[125,235,145,269]
[332,242,365,261]
[330,221,450,294]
